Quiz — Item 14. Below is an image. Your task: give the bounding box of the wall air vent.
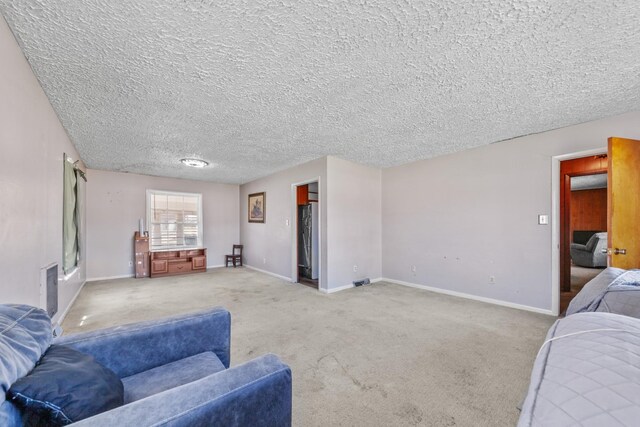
[40,263,58,317]
[353,278,371,287]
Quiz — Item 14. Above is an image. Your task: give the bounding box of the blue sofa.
[1,305,292,426]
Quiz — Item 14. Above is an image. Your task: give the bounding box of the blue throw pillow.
[7,345,123,426]
[0,304,52,407]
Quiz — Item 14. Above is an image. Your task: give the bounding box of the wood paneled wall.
[560,155,608,292]
[570,188,607,240]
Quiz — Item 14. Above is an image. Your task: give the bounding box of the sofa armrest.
[570,243,587,251]
[71,354,292,427]
[53,307,230,378]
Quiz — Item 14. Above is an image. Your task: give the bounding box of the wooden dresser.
[150,248,207,278]
[133,232,150,278]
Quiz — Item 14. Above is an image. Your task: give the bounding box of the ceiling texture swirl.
[1,0,639,183]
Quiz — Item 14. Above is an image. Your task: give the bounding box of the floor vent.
[353,278,371,287]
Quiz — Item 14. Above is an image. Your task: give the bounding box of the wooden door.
[559,155,608,292]
[151,259,168,276]
[192,256,206,270]
[297,185,308,205]
[607,137,640,268]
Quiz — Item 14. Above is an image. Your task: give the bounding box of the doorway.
[559,154,608,314]
[296,182,319,289]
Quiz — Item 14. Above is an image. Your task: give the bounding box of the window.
[146,190,203,251]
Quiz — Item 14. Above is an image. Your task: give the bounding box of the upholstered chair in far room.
[570,232,608,268]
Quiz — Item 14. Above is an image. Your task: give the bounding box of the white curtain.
[63,159,78,274]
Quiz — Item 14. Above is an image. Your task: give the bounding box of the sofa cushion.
[0,305,52,406]
[0,401,22,427]
[122,351,225,403]
[7,345,124,426]
[586,232,607,251]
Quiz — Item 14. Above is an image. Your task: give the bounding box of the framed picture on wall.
[248,192,266,223]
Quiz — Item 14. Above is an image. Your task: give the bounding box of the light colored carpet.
[571,265,604,292]
[62,268,555,426]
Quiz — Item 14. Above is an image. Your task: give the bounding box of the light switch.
[538,214,549,225]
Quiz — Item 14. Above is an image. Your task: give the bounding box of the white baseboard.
[381,278,554,316]
[320,277,384,294]
[320,283,354,294]
[207,264,224,269]
[87,273,135,282]
[244,264,292,282]
[53,279,87,328]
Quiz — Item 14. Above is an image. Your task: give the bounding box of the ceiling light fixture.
[180,158,209,168]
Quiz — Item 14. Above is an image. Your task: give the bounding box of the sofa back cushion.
[585,232,607,251]
[0,305,52,406]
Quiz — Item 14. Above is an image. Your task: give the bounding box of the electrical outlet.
[129,261,133,267]
[411,265,417,272]
[263,257,267,264]
[353,265,358,272]
[489,276,496,284]
[285,219,290,226]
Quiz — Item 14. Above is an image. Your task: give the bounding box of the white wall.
[0,16,85,323]
[382,111,640,312]
[239,157,328,288]
[3,1,638,314]
[239,156,382,292]
[86,169,239,280]
[327,157,382,289]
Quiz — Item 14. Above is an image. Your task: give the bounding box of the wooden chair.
[225,245,243,267]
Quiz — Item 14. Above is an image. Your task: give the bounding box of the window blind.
[147,190,203,251]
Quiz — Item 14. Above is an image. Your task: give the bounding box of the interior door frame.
[551,148,606,315]
[290,177,322,291]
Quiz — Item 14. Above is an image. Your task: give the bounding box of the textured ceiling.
[1,1,639,184]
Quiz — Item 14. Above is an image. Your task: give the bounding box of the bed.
[518,312,640,426]
[566,267,640,317]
